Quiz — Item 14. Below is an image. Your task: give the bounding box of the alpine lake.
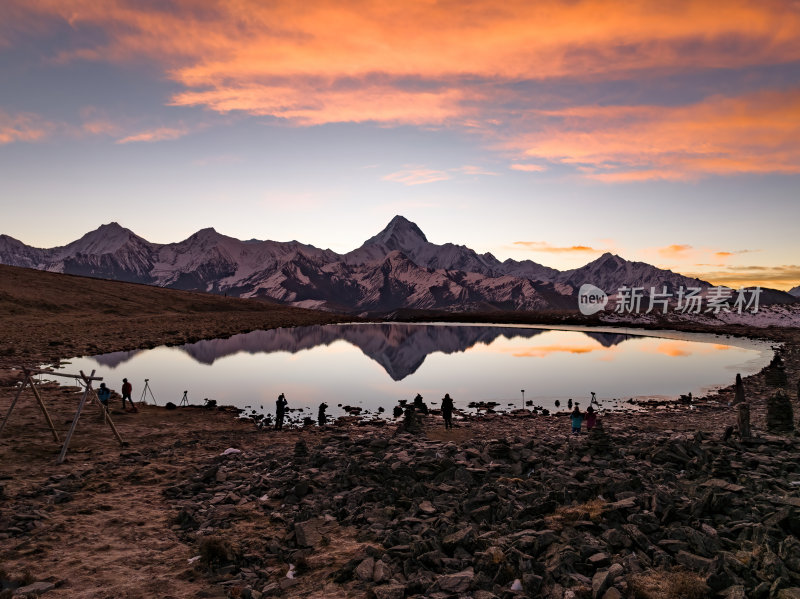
[50,323,774,424]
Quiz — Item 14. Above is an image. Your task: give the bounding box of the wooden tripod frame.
[0,367,125,464]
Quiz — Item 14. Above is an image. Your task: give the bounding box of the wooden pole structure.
[26,371,60,442]
[0,367,124,464]
[0,368,59,442]
[57,369,95,464]
[0,375,29,439]
[57,369,124,464]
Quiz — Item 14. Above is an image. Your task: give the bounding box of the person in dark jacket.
[121,378,137,412]
[97,383,111,412]
[441,393,454,429]
[275,393,288,430]
[318,402,328,427]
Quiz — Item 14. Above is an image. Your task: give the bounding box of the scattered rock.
[13,581,55,596]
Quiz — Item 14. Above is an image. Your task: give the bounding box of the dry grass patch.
[546,498,607,528]
[629,569,711,599]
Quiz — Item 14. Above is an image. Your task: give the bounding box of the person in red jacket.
[121,378,137,413]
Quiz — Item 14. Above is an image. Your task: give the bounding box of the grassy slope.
[0,264,349,368]
[0,264,297,317]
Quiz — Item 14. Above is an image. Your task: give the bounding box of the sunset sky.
[1,0,798,289]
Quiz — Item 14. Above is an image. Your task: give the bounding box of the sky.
[1,0,799,290]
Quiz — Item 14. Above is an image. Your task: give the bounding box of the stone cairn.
[733,373,745,404]
[765,355,788,388]
[587,419,615,455]
[294,439,309,459]
[737,402,751,439]
[766,390,794,434]
[711,449,735,481]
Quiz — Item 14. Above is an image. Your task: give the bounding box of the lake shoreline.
[1,304,799,598]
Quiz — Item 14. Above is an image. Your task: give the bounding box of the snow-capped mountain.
[346,215,559,281]
[0,216,795,313]
[555,252,708,294]
[790,286,800,298]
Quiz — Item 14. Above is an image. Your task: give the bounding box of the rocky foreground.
[159,410,800,599]
[1,371,800,599]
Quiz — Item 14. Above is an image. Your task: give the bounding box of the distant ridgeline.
[0,216,795,314]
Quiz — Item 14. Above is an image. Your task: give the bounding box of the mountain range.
[0,216,795,314]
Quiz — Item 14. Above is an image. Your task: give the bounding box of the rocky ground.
[1,266,800,598]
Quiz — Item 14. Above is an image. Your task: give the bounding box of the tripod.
[139,378,157,406]
[180,390,189,407]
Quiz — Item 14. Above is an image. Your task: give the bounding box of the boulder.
[294,518,324,547]
[436,568,474,593]
[355,557,375,581]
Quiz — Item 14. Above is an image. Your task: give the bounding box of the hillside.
[0,264,347,368]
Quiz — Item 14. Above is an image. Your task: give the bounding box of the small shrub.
[630,569,711,599]
[198,536,234,568]
[548,498,607,526]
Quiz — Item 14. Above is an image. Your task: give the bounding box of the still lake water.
[54,323,773,421]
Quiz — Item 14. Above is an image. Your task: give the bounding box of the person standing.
[570,404,584,435]
[585,405,597,431]
[121,378,137,412]
[441,393,454,429]
[275,393,288,430]
[318,402,328,427]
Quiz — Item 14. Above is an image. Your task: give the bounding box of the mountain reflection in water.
[63,324,772,418]
[91,324,633,381]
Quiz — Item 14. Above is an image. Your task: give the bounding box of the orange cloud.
[382,168,451,186]
[510,164,547,172]
[6,0,800,182]
[517,90,800,179]
[116,127,190,144]
[456,165,499,176]
[513,241,601,253]
[8,0,800,129]
[657,244,693,258]
[0,109,50,144]
[171,85,467,126]
[683,265,800,291]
